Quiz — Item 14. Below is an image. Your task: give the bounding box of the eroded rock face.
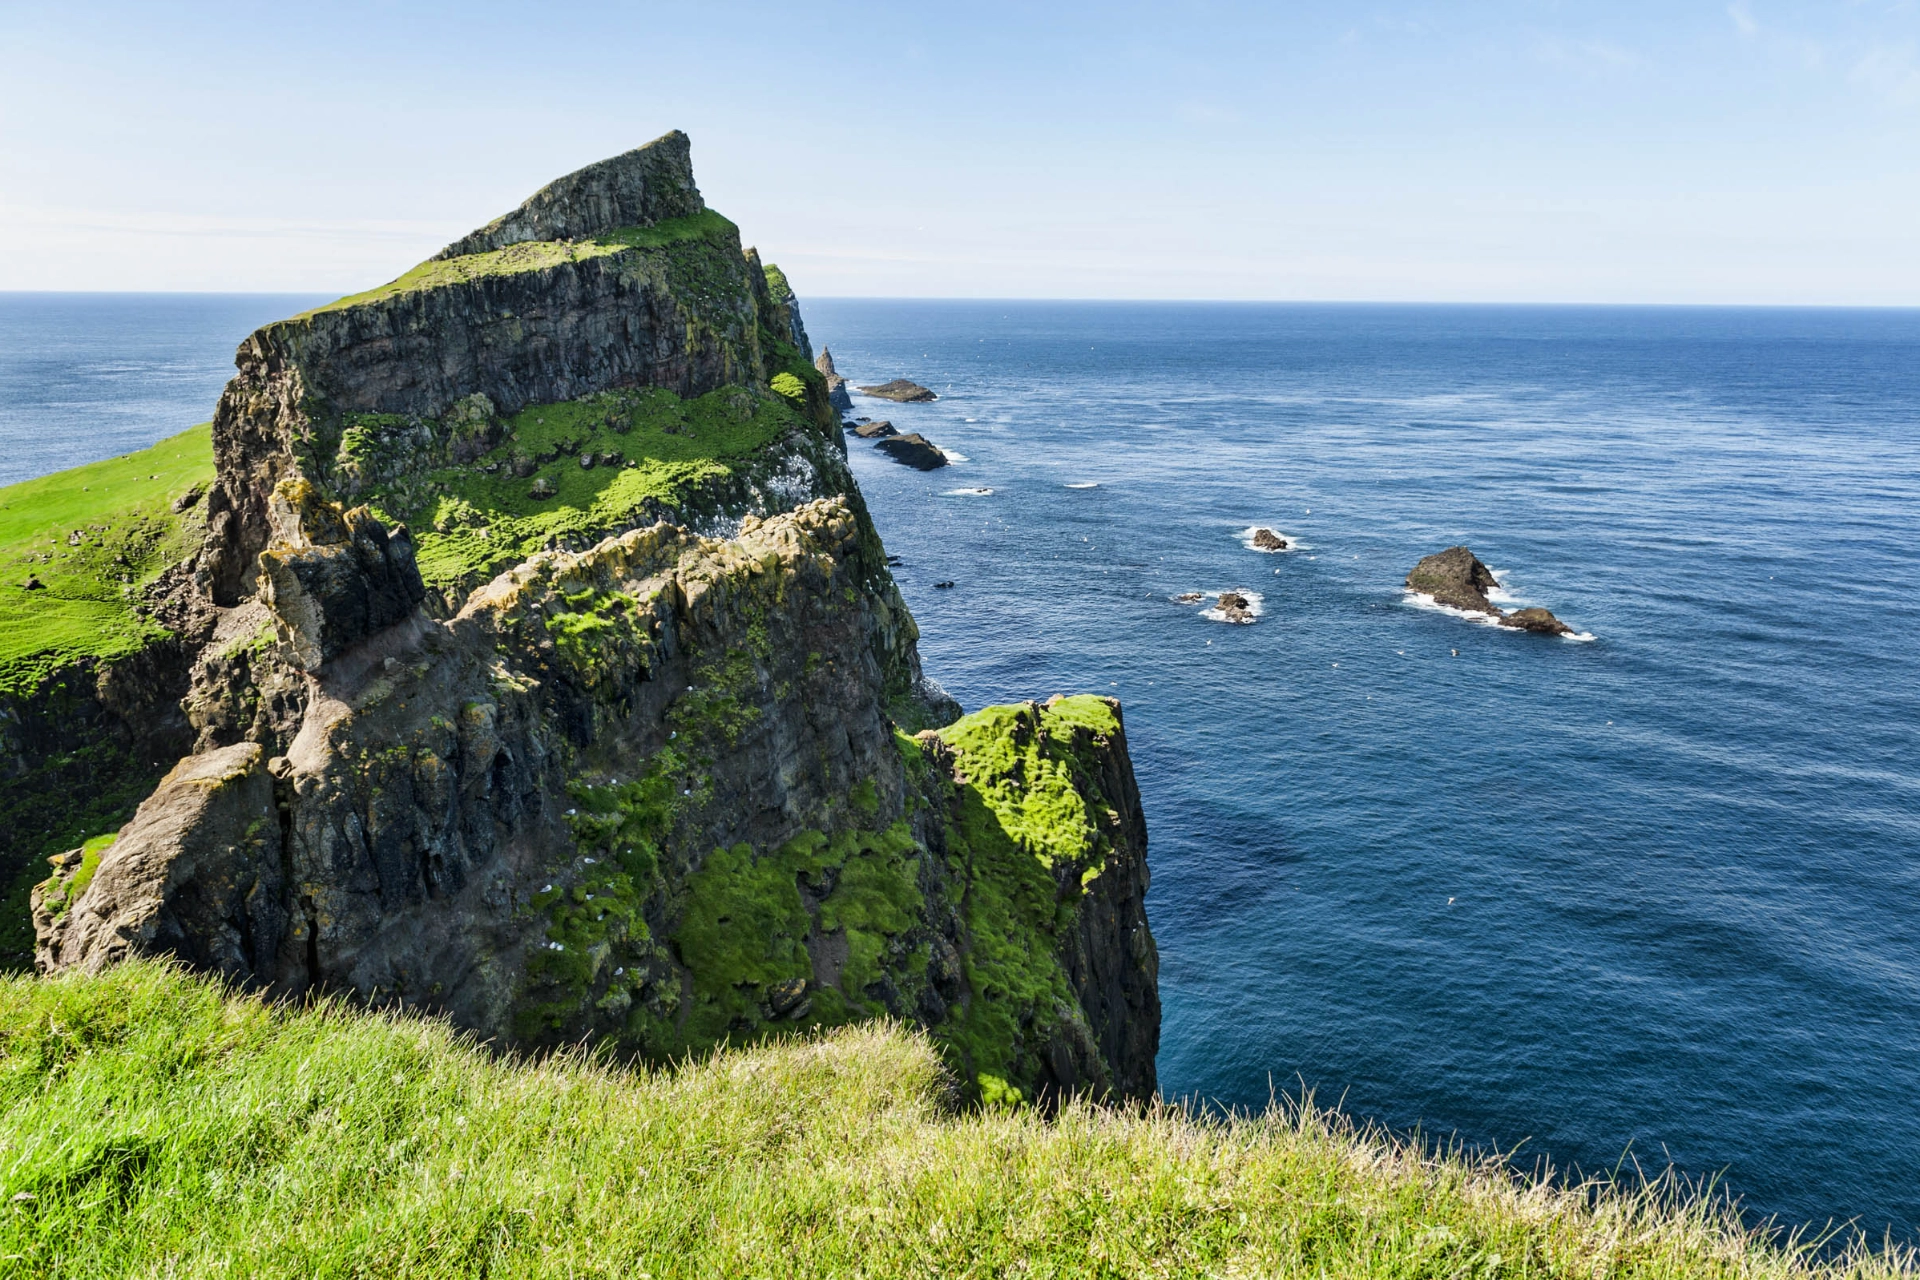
[1406,545,1501,614]
[35,500,1157,1103]
[857,379,938,403]
[256,481,425,671]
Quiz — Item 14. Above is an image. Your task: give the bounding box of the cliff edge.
[24,134,1158,1103]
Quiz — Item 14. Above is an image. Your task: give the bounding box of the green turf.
[0,424,213,698]
[0,962,1900,1278]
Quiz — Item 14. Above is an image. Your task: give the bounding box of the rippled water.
[4,294,1918,1240]
[808,300,1920,1242]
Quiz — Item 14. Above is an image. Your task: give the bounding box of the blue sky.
[2,1,1917,302]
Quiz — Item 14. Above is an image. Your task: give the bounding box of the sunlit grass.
[0,962,1906,1278]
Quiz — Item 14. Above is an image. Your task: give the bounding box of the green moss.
[671,820,925,1051]
[927,697,1126,1093]
[297,210,740,318]
[0,424,213,698]
[34,833,117,923]
[769,371,806,402]
[351,385,805,602]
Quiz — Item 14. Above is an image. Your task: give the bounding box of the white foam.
[1238,525,1307,552]
[1200,589,1264,624]
[1065,482,1100,489]
[1561,631,1598,643]
[942,486,994,496]
[1400,589,1507,627]
[941,450,970,463]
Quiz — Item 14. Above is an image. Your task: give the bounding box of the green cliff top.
[0,961,1889,1278]
[295,208,740,320]
[0,424,213,698]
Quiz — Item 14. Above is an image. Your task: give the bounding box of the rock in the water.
[1212,591,1258,624]
[857,379,938,403]
[1499,607,1573,636]
[933,580,955,589]
[875,433,948,470]
[816,347,854,414]
[1173,591,1204,604]
[1251,527,1287,551]
[1406,545,1501,614]
[850,420,897,439]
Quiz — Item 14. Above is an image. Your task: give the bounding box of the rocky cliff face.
[29,135,1159,1103]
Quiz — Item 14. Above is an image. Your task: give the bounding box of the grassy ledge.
[295,209,740,318]
[0,424,212,698]
[0,962,1904,1278]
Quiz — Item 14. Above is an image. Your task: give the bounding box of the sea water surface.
[4,294,1918,1241]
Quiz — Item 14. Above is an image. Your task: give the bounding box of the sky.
[2,1,1918,303]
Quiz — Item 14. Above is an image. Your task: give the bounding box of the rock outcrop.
[816,347,854,414]
[27,136,1159,1106]
[1251,528,1287,551]
[875,433,949,470]
[850,420,897,439]
[1407,546,1577,636]
[858,379,938,403]
[1211,591,1258,625]
[1406,546,1501,614]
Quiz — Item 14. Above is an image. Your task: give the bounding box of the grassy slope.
[0,964,1901,1279]
[0,424,213,698]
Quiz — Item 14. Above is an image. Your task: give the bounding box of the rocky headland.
[8,133,1158,1105]
[815,347,854,414]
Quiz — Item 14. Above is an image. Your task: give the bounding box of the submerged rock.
[857,379,937,403]
[1172,591,1204,604]
[1251,528,1287,551]
[875,433,948,470]
[1499,606,1574,636]
[1405,545,1501,614]
[850,420,898,439]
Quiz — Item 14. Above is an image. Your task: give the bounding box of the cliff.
[22,133,1158,1102]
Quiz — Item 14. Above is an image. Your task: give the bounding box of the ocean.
[6,293,1919,1241]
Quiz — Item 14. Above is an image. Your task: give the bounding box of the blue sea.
[5,294,1919,1242]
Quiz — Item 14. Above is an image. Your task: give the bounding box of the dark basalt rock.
[22,576,44,591]
[1251,527,1287,551]
[1500,606,1574,636]
[857,379,938,403]
[255,480,425,672]
[850,420,897,439]
[934,580,955,589]
[875,433,948,470]
[1406,545,1501,614]
[1173,591,1204,604]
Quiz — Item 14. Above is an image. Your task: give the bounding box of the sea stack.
[816,347,854,414]
[1251,528,1287,551]
[1405,546,1502,614]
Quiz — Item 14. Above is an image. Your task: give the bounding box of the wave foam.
[942,487,994,497]
[941,450,970,463]
[1065,482,1100,489]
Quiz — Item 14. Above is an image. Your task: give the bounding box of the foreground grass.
[0,965,1905,1278]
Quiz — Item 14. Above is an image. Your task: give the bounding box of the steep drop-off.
[24,132,1158,1102]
